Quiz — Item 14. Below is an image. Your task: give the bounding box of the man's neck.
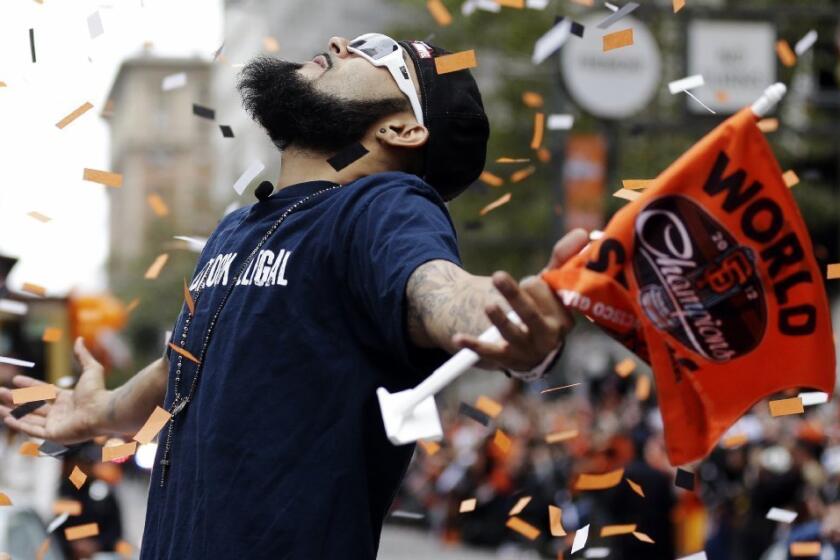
[276,147,350,190]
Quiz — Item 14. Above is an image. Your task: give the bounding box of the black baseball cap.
[398,40,490,201]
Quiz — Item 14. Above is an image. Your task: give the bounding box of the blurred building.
[103,55,217,286]
[209,0,400,204]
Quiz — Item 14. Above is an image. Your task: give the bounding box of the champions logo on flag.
[542,107,836,465]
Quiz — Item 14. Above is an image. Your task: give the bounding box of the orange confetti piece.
[541,382,581,394]
[480,193,512,216]
[64,523,99,541]
[626,478,645,497]
[56,101,93,129]
[715,90,729,103]
[53,499,82,515]
[672,0,685,12]
[574,468,624,490]
[549,505,566,536]
[827,263,840,280]
[126,297,140,313]
[522,91,544,108]
[426,0,452,26]
[615,357,636,378]
[757,118,779,133]
[622,179,653,190]
[508,496,531,516]
[22,282,46,296]
[633,531,655,543]
[479,171,504,187]
[721,434,748,449]
[506,517,540,540]
[12,384,57,405]
[790,542,821,556]
[545,429,579,444]
[144,253,169,279]
[168,342,201,364]
[42,327,62,342]
[0,493,11,506]
[19,441,39,456]
[133,406,172,444]
[459,498,477,513]
[35,539,50,560]
[475,395,503,418]
[570,0,593,4]
[497,0,524,6]
[27,211,51,223]
[613,188,642,201]
[69,466,87,490]
[776,40,796,67]
[263,36,280,53]
[496,157,530,164]
[530,112,545,150]
[115,540,133,558]
[102,441,137,462]
[183,279,195,315]
[536,147,551,163]
[147,193,169,217]
[510,165,536,183]
[603,28,634,52]
[434,50,477,75]
[418,439,440,455]
[783,170,799,188]
[601,524,637,537]
[493,429,512,454]
[83,168,123,188]
[635,375,651,400]
[769,397,804,417]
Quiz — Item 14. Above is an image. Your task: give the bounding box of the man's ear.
[375,117,429,149]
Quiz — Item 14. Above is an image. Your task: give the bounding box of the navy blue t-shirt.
[139,172,461,559]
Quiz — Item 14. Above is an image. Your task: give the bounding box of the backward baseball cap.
[398,40,490,201]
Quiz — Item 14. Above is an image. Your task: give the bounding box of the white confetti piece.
[47,512,70,533]
[232,161,265,196]
[766,507,798,523]
[597,2,639,29]
[547,114,575,130]
[173,236,208,252]
[526,0,549,8]
[532,19,572,65]
[0,356,35,368]
[677,552,708,560]
[794,30,817,56]
[798,391,829,406]
[584,548,610,558]
[571,524,590,554]
[87,11,104,39]
[669,74,705,94]
[162,72,187,91]
[0,299,28,315]
[684,90,716,114]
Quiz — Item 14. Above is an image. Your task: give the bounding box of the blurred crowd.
[390,356,840,560]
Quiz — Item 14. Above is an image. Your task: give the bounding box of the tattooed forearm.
[406,260,509,352]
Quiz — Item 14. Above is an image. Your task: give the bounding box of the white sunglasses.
[347,33,425,126]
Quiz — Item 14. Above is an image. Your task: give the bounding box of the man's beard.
[236,56,409,153]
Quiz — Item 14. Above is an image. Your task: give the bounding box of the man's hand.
[0,337,111,444]
[452,229,589,371]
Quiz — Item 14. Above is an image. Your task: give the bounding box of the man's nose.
[328,37,351,59]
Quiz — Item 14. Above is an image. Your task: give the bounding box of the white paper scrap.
[597,2,639,29]
[162,72,187,92]
[232,161,265,196]
[571,524,590,554]
[532,19,572,65]
[766,507,798,523]
[677,552,709,560]
[0,356,35,368]
[47,512,70,534]
[0,299,28,315]
[794,30,817,56]
[547,114,575,130]
[799,391,829,406]
[669,74,705,94]
[87,11,104,39]
[526,0,549,8]
[584,548,610,558]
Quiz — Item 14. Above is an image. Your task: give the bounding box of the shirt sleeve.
[346,180,462,379]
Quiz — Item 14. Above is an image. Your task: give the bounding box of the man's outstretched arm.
[406,229,589,371]
[0,337,169,444]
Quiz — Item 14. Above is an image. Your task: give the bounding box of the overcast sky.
[0,0,223,296]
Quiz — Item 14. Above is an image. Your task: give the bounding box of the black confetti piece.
[327,142,369,172]
[29,28,36,63]
[219,125,234,138]
[192,103,215,120]
[554,16,584,38]
[39,440,69,458]
[11,400,46,419]
[459,402,491,426]
[675,468,695,491]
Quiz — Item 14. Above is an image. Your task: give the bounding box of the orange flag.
[542,108,835,465]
